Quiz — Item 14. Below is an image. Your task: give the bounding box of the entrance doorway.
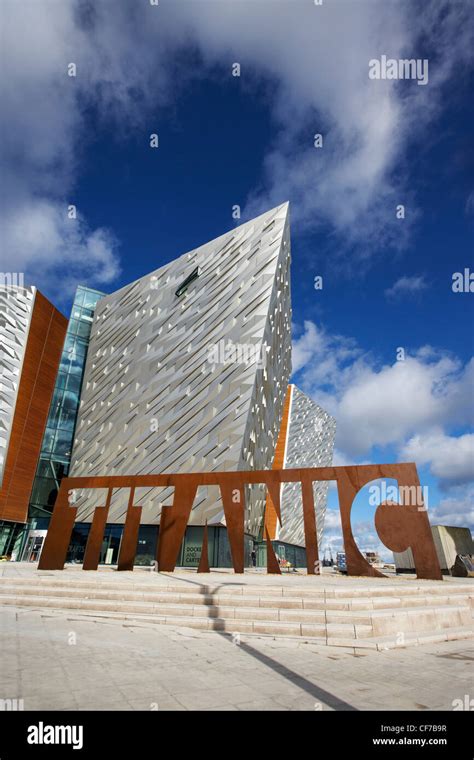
[21,531,47,562]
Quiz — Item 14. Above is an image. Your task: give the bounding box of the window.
[175,266,201,297]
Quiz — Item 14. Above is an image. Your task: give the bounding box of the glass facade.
[0,520,25,559]
[177,526,254,569]
[256,540,307,569]
[28,286,104,521]
[64,524,255,568]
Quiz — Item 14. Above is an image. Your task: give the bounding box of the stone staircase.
[1,572,473,650]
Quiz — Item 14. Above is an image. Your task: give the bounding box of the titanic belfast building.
[0,204,336,568]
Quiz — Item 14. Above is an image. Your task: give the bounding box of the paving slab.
[1,565,473,711]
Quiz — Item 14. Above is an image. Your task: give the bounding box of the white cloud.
[322,508,342,531]
[2,0,473,294]
[292,320,363,399]
[335,356,468,456]
[292,320,327,374]
[385,275,428,300]
[2,199,120,296]
[0,0,180,294]
[402,431,474,486]
[293,320,474,484]
[173,0,474,255]
[428,486,474,531]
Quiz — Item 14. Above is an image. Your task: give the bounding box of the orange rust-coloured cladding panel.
[0,290,68,523]
[264,384,292,539]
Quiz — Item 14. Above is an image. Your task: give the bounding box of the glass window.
[66,359,84,377]
[51,429,74,458]
[68,318,80,335]
[74,336,88,352]
[74,288,86,307]
[58,410,76,432]
[41,427,56,453]
[58,390,78,430]
[79,307,94,322]
[216,528,233,569]
[66,523,91,563]
[75,319,91,339]
[30,477,57,509]
[47,389,64,427]
[61,337,86,375]
[55,372,67,391]
[83,291,102,310]
[182,526,203,567]
[35,459,54,478]
[49,454,70,471]
[51,460,67,480]
[135,526,158,566]
[76,339,87,359]
[65,373,81,394]
[66,336,86,358]
[60,338,74,370]
[99,525,123,565]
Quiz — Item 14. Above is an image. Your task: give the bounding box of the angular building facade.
[264,384,336,565]
[69,204,292,560]
[1,204,337,569]
[0,286,67,557]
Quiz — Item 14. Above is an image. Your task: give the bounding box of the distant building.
[394,525,473,574]
[364,551,380,566]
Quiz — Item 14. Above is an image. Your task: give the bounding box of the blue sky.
[1,0,473,556]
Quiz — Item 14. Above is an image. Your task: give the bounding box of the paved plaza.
[0,565,472,711]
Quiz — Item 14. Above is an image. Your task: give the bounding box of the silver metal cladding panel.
[242,215,292,537]
[278,385,336,547]
[0,286,36,486]
[70,204,292,531]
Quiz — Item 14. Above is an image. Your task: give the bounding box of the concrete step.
[2,574,473,600]
[0,593,323,622]
[0,577,474,609]
[1,590,471,639]
[354,627,474,651]
[0,584,320,608]
[2,568,472,648]
[0,583,473,622]
[0,595,326,637]
[0,592,335,625]
[3,600,473,652]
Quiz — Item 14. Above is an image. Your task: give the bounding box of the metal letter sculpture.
[38,464,442,580]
